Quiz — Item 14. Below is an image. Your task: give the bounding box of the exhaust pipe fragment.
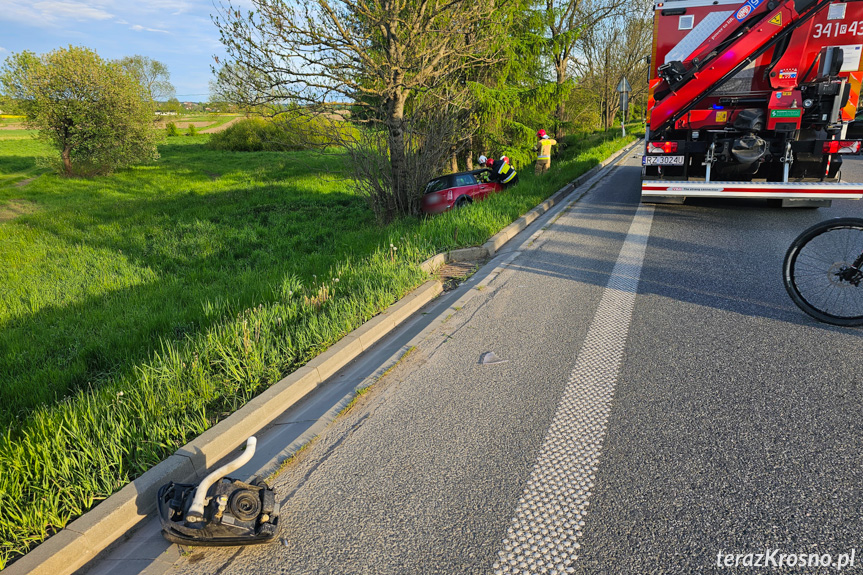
[185,437,257,526]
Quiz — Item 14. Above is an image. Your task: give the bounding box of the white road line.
[492,204,655,575]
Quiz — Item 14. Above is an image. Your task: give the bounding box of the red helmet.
[485,158,495,167]
[537,129,546,137]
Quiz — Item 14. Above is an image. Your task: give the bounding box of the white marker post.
[617,77,631,138]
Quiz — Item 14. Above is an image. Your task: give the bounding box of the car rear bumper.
[421,199,454,215]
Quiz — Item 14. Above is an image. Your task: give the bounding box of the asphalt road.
[166,155,863,575]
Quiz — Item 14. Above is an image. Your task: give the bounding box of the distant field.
[0,113,243,132]
[155,113,243,132]
[0,126,635,568]
[0,130,35,138]
[202,116,243,133]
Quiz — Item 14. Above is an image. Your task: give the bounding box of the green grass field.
[0,126,635,568]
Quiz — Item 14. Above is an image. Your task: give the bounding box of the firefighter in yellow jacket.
[535,129,557,175]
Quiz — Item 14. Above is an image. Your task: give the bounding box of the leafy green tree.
[162,97,183,115]
[463,2,569,168]
[0,46,160,177]
[117,55,176,103]
[0,95,23,115]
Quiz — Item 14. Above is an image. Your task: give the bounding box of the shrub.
[165,122,180,137]
[207,115,357,152]
[208,117,276,151]
[186,124,197,137]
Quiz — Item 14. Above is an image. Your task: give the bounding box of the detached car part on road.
[421,169,504,215]
[157,437,280,546]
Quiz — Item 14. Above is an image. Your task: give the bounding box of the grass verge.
[0,127,635,569]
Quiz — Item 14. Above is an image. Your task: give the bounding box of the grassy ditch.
[0,127,635,568]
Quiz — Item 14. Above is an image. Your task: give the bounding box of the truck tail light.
[648,142,679,154]
[823,141,861,154]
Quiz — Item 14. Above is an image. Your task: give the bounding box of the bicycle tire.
[783,217,863,326]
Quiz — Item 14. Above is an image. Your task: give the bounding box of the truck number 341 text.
[812,21,863,38]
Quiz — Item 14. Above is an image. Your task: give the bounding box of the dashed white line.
[492,204,655,575]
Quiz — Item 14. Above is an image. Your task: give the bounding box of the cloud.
[34,1,114,21]
[0,47,7,53]
[131,24,169,34]
[0,0,113,25]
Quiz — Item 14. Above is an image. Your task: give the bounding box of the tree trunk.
[465,134,473,170]
[449,147,459,173]
[62,143,72,177]
[604,46,611,130]
[554,60,567,139]
[386,90,409,220]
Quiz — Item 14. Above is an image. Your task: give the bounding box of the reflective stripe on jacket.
[537,138,557,160]
[499,162,517,183]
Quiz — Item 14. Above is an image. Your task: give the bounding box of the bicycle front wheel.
[783,218,863,326]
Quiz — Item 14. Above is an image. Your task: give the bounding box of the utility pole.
[617,77,631,138]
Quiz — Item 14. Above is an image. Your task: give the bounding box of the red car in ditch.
[420,169,504,215]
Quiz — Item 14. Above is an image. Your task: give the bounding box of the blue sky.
[0,0,242,101]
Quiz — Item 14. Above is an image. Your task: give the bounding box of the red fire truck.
[644,0,863,206]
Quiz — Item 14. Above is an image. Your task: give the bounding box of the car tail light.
[648,141,679,154]
[823,140,861,154]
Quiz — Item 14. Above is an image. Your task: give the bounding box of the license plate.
[643,155,685,166]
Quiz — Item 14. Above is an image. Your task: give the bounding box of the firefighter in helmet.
[534,129,557,175]
[486,155,519,189]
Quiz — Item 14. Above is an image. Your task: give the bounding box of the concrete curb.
[5,138,640,575]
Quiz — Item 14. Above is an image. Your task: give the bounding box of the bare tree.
[209,62,270,115]
[570,0,652,130]
[543,0,626,132]
[340,89,477,218]
[213,0,504,221]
